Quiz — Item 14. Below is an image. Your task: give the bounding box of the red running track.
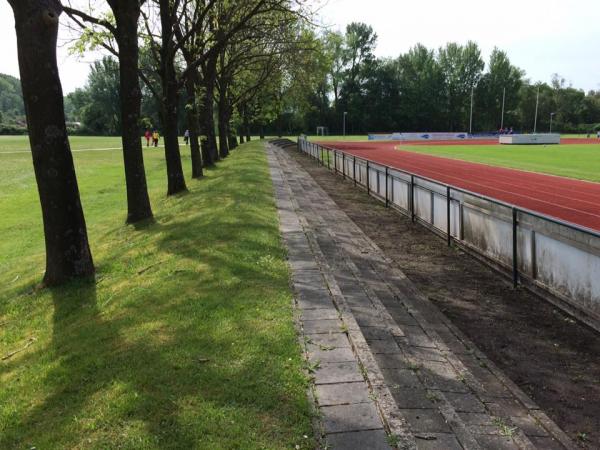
[316,140,600,232]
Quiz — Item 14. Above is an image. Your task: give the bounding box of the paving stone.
[381,368,422,389]
[373,352,410,369]
[314,361,364,385]
[474,434,519,450]
[400,408,452,433]
[296,289,332,310]
[325,429,391,450]
[386,307,419,326]
[362,326,394,340]
[302,308,339,321]
[528,436,565,450]
[353,311,384,328]
[293,269,324,285]
[510,415,549,437]
[420,361,469,393]
[308,346,356,363]
[403,325,437,348]
[414,433,463,450]
[288,257,319,271]
[443,391,486,413]
[373,289,401,308]
[306,332,351,348]
[367,339,402,354]
[458,412,495,426]
[303,319,342,334]
[315,382,372,406]
[344,293,373,308]
[404,345,446,362]
[389,387,437,409]
[485,398,530,417]
[321,403,383,433]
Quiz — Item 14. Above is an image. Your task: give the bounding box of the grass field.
[400,143,600,182]
[0,137,314,449]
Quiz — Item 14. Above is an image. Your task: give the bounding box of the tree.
[65,0,154,222]
[7,0,94,285]
[438,41,484,130]
[475,48,523,130]
[396,44,445,131]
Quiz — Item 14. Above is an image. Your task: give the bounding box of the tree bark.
[159,0,186,195]
[200,55,219,164]
[110,0,153,222]
[184,71,203,178]
[217,88,229,158]
[9,0,94,285]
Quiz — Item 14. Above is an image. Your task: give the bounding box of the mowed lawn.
[0,137,314,449]
[400,143,600,182]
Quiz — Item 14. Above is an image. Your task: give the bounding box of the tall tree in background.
[438,41,484,130]
[65,0,154,222]
[7,0,94,285]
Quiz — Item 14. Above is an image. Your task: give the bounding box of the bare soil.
[291,150,600,449]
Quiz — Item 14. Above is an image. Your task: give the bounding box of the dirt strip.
[290,148,600,449]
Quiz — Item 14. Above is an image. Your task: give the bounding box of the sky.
[0,0,599,93]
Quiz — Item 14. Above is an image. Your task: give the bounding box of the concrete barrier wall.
[298,138,600,329]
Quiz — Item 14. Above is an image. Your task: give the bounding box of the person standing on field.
[184,129,190,145]
[152,130,160,147]
[144,129,152,147]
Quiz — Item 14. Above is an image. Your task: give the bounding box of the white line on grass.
[0,145,166,155]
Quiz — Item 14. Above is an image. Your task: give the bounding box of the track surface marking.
[316,139,600,232]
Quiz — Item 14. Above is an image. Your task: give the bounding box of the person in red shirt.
[144,129,152,147]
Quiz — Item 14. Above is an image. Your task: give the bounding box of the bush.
[0,123,27,135]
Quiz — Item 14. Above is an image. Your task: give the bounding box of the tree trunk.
[111,0,153,222]
[239,133,245,144]
[184,71,203,178]
[159,0,186,195]
[9,0,94,285]
[201,55,219,164]
[259,125,265,140]
[217,89,229,158]
[228,133,237,150]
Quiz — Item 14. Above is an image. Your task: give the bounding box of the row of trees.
[291,23,600,135]
[7,0,317,286]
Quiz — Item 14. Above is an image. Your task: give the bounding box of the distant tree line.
[279,23,600,135]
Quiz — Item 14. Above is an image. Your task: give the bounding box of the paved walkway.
[267,142,575,450]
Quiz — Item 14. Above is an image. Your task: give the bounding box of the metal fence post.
[342,153,346,180]
[446,186,451,246]
[334,150,337,174]
[320,146,324,166]
[367,161,370,195]
[327,149,331,170]
[512,207,518,287]
[411,175,415,222]
[385,167,389,207]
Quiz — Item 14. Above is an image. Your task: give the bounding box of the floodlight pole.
[469,86,474,134]
[343,111,348,136]
[500,87,506,130]
[550,112,556,133]
[533,86,540,133]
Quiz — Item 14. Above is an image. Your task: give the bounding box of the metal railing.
[297,136,600,330]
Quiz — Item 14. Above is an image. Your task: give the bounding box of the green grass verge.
[400,143,600,182]
[0,138,314,449]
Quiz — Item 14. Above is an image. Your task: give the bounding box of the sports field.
[316,138,600,231]
[0,136,314,449]
[401,141,600,182]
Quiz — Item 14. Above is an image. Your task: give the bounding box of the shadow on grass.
[0,144,310,449]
